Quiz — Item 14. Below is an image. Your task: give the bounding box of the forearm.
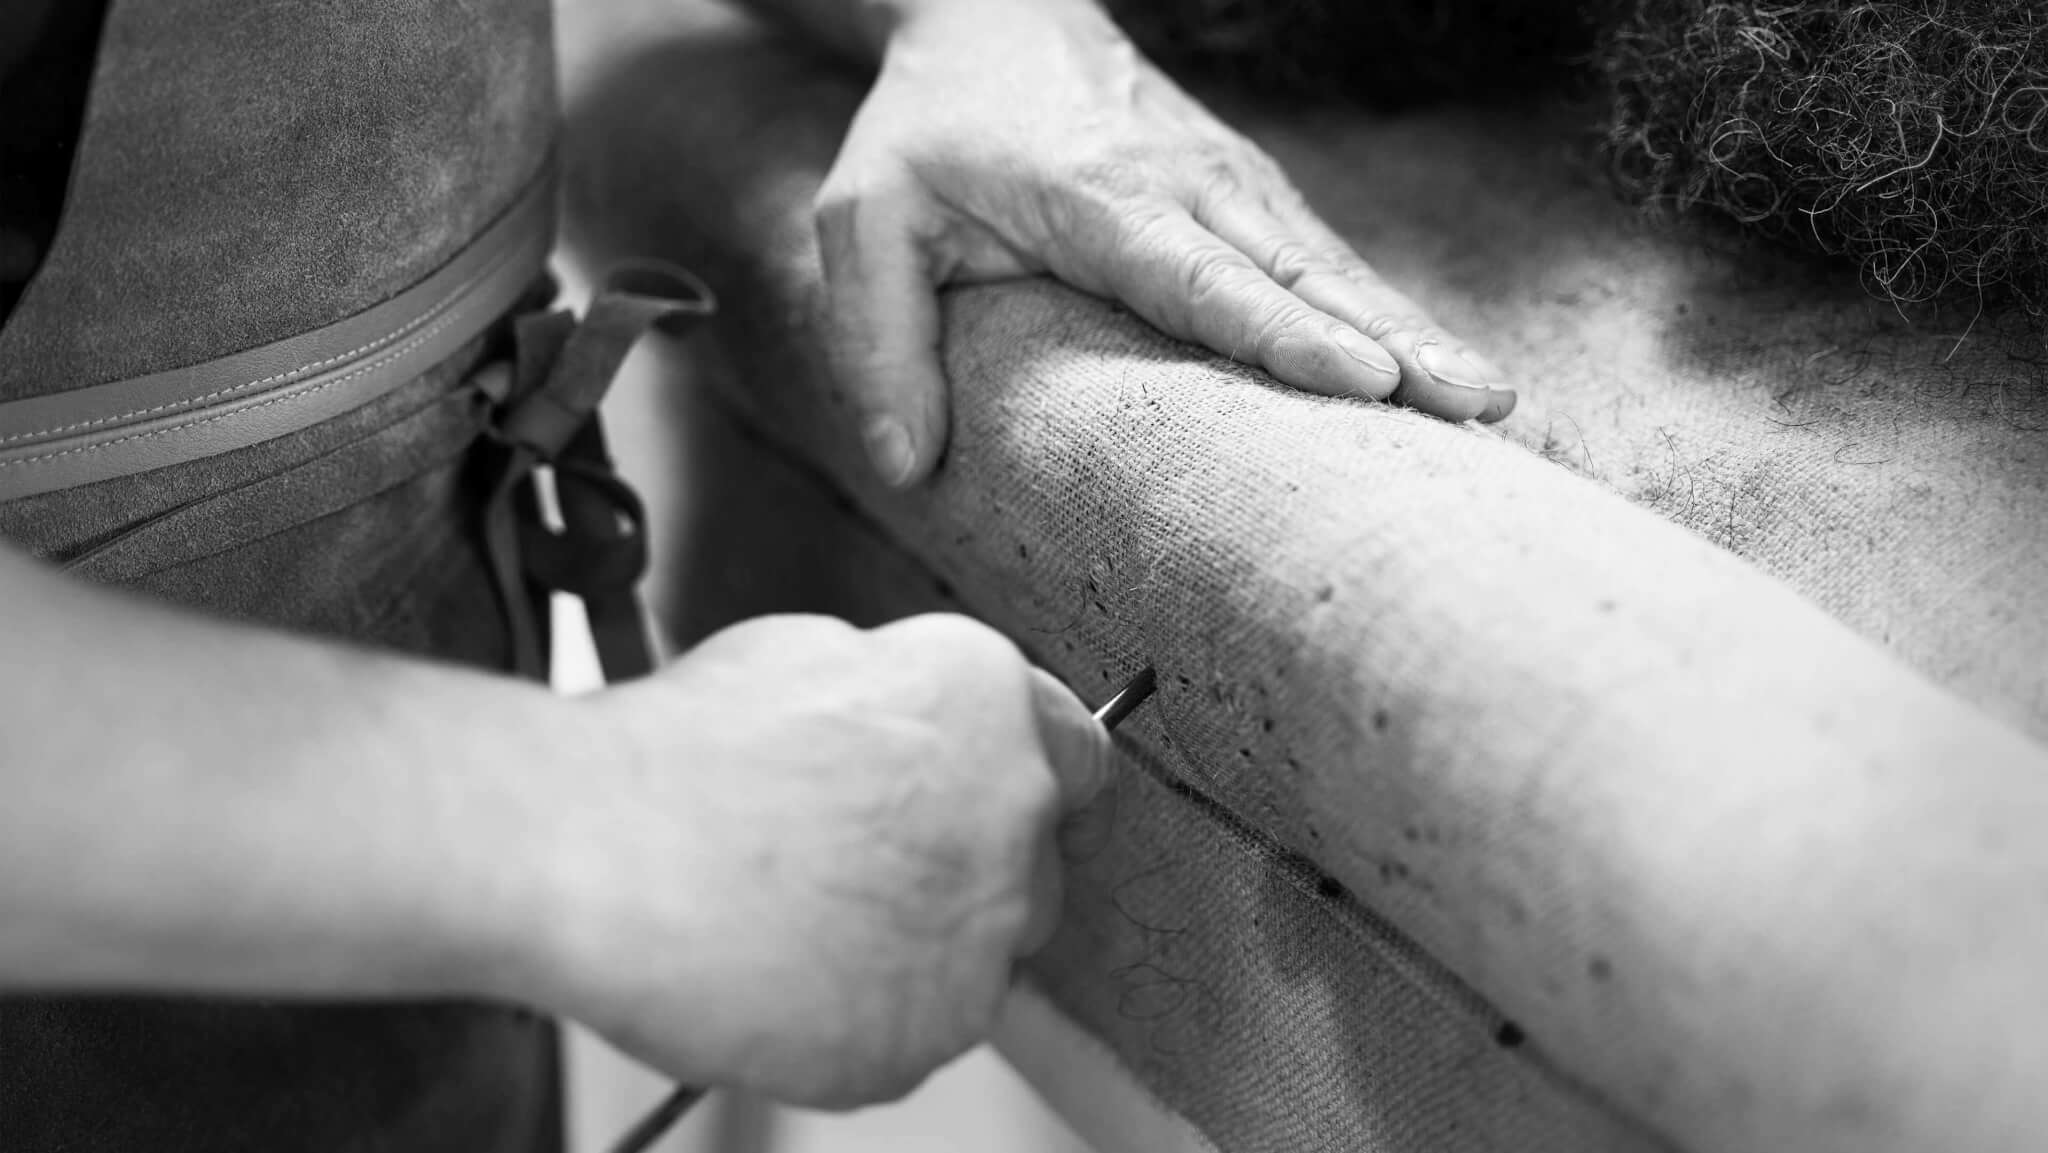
[0,543,592,1005]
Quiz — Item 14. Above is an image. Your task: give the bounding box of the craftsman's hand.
[815,0,1515,487]
[541,613,1108,1109]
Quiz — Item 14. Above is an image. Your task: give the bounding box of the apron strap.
[483,261,717,684]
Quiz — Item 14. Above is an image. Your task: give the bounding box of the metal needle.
[1093,666,1157,731]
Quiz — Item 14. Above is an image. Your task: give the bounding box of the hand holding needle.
[608,664,1158,1153]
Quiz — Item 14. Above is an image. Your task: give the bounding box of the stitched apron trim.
[0,161,555,501]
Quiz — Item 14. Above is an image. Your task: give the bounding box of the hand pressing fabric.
[811,0,1517,487]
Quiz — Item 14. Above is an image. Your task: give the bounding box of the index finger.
[1200,194,1516,424]
[1028,667,1112,813]
[1091,206,1407,401]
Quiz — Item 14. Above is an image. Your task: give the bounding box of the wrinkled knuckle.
[1197,156,1245,204]
[1180,247,1254,310]
[1277,184,1325,224]
[1114,197,1182,247]
[1261,237,1324,288]
[1247,301,1309,361]
[1359,312,1429,343]
[1358,314,1400,342]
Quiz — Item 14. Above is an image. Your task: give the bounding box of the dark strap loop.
[519,466,647,601]
[482,259,717,684]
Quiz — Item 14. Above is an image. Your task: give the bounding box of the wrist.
[484,678,735,1071]
[421,679,643,1013]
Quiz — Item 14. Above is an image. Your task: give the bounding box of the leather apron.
[0,2,710,1148]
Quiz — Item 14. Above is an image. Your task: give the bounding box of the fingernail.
[1477,388,1518,424]
[1332,327,1401,382]
[1416,343,1492,392]
[862,418,916,486]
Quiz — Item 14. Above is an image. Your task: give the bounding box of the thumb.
[1027,667,1112,814]
[814,177,951,488]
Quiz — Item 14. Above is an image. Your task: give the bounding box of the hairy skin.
[1108,0,2048,337]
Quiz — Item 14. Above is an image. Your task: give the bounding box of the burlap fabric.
[558,4,2048,1152]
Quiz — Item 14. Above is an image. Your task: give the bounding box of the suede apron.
[0,2,711,1149]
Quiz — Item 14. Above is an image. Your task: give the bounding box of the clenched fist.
[533,613,1108,1108]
